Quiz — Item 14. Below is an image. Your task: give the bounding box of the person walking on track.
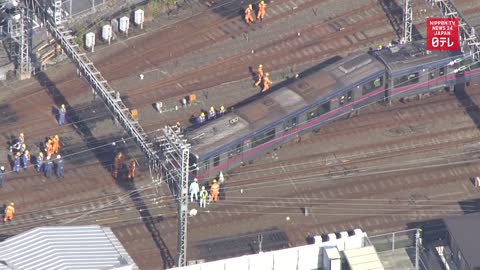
[4,202,15,223]
[255,64,264,86]
[58,104,66,125]
[262,72,272,92]
[245,4,255,24]
[210,179,220,202]
[113,152,124,179]
[257,1,267,20]
[190,178,200,202]
[199,186,208,208]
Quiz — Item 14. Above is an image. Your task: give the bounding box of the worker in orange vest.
[52,135,60,154]
[255,64,264,86]
[262,72,272,92]
[127,160,137,180]
[4,202,15,222]
[210,179,220,202]
[45,139,54,159]
[257,0,267,20]
[113,152,124,179]
[245,4,255,24]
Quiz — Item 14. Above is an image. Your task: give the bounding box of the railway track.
[127,5,393,104]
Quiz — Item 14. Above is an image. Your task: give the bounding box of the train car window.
[317,102,330,115]
[347,91,353,101]
[284,117,298,131]
[429,68,436,79]
[339,95,346,105]
[204,160,210,172]
[228,143,243,158]
[252,129,276,147]
[393,72,419,87]
[307,108,318,121]
[213,155,220,167]
[362,76,384,95]
[439,67,445,76]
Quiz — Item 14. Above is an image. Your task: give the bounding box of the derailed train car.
[187,40,478,180]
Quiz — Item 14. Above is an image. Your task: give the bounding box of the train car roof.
[188,53,385,158]
[376,40,461,75]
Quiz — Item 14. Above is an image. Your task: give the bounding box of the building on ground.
[439,213,480,270]
[0,225,138,270]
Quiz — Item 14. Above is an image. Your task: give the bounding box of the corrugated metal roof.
[0,225,138,270]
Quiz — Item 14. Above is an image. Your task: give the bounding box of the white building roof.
[344,246,384,270]
[0,225,138,270]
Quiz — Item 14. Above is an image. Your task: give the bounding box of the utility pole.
[158,125,190,267]
[8,5,32,80]
[403,0,413,42]
[433,0,480,60]
[415,229,422,270]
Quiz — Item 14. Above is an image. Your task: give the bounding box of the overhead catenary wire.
[0,41,478,233]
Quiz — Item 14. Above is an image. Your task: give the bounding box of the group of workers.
[6,132,65,180]
[112,151,137,181]
[245,1,267,24]
[196,105,226,124]
[255,64,272,92]
[189,178,221,208]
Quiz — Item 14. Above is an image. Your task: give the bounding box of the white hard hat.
[194,178,198,181]
[57,155,61,159]
[0,166,4,170]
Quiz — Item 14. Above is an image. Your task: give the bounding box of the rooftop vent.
[229,117,239,125]
[338,54,372,74]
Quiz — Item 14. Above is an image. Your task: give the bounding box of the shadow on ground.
[124,181,175,269]
[453,79,480,129]
[196,227,289,261]
[36,69,174,267]
[378,0,422,41]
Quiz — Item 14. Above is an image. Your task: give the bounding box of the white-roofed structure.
[343,246,384,270]
[0,225,138,270]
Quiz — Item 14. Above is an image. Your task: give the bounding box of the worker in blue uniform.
[22,150,30,170]
[45,157,53,178]
[55,155,64,179]
[13,153,21,173]
[58,104,66,125]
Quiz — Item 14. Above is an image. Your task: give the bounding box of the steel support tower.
[434,0,480,60]
[403,0,413,42]
[158,125,190,267]
[8,7,32,80]
[43,21,158,160]
[40,3,190,267]
[53,0,62,25]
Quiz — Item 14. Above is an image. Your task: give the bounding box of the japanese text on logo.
[426,18,459,51]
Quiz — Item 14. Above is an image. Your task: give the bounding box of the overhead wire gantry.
[433,0,480,60]
[38,0,190,266]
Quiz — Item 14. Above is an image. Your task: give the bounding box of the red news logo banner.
[426,18,460,51]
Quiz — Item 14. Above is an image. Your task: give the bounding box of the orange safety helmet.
[260,0,265,4]
[259,64,263,68]
[212,179,217,183]
[265,72,270,76]
[54,134,59,139]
